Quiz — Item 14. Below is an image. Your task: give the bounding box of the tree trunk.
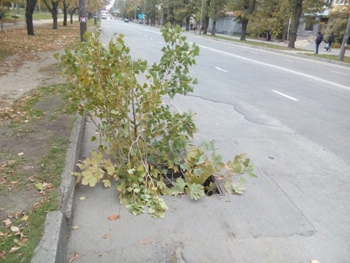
[211,20,216,36]
[185,16,189,31]
[52,1,58,29]
[25,0,37,35]
[70,7,78,24]
[42,0,60,29]
[203,16,209,34]
[240,17,248,41]
[63,1,67,26]
[288,0,302,48]
[70,9,74,24]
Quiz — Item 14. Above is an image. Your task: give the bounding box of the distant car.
[124,18,129,23]
[101,15,107,19]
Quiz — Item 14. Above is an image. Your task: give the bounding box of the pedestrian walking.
[326,32,335,51]
[315,32,323,54]
[267,30,272,41]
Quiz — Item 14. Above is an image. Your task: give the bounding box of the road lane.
[100,19,350,163]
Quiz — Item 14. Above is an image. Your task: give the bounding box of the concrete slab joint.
[31,113,85,263]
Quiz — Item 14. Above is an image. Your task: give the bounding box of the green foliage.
[59,23,255,218]
[327,5,350,44]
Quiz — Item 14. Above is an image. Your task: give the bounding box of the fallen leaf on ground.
[33,202,41,209]
[9,246,19,253]
[3,219,12,226]
[28,176,35,182]
[67,252,80,263]
[10,226,19,232]
[21,215,29,221]
[7,213,15,219]
[34,183,44,191]
[108,214,119,220]
[79,196,86,200]
[0,231,4,236]
[102,234,110,239]
[72,226,79,230]
[17,152,23,156]
[310,260,320,263]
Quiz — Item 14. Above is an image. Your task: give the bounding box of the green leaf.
[169,178,186,196]
[232,183,246,195]
[103,179,112,188]
[195,154,206,165]
[104,159,115,176]
[223,180,234,194]
[157,180,166,189]
[185,183,205,200]
[81,170,98,187]
[34,183,43,191]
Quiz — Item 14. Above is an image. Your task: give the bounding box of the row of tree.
[0,0,110,35]
[114,0,349,49]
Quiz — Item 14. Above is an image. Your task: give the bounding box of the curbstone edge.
[31,113,85,263]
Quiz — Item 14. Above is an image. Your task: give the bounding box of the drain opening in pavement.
[161,168,225,196]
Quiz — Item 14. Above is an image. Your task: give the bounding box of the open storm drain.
[162,168,225,196]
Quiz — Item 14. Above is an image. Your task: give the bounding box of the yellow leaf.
[79,197,86,200]
[17,152,23,156]
[102,179,111,188]
[72,226,79,230]
[21,216,29,221]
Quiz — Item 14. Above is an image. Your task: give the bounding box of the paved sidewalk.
[211,33,350,58]
[65,96,350,262]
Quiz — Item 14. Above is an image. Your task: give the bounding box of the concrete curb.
[31,113,85,263]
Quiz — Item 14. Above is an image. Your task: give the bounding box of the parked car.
[124,18,129,23]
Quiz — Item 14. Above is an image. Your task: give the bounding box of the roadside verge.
[31,113,85,263]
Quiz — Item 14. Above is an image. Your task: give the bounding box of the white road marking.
[331,70,348,76]
[272,90,298,101]
[197,44,350,91]
[215,67,227,72]
[127,27,349,91]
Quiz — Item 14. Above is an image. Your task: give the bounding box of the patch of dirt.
[0,25,79,222]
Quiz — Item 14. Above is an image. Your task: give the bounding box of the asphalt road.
[67,19,350,262]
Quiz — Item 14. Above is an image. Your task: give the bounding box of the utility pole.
[79,0,86,42]
[339,14,350,61]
